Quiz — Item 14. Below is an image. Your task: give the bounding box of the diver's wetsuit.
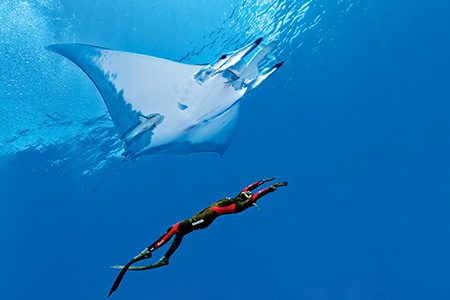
[147,180,277,261]
[108,179,287,297]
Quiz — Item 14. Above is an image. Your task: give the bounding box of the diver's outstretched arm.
[251,181,288,203]
[242,178,275,192]
[233,181,288,212]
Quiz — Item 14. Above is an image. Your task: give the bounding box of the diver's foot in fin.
[154,256,169,267]
[127,256,168,271]
[129,256,169,271]
[272,181,288,190]
[111,256,169,271]
[136,256,169,270]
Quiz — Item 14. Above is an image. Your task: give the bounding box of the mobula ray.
[47,38,283,159]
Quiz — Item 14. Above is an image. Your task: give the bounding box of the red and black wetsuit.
[147,180,276,260]
[107,179,287,297]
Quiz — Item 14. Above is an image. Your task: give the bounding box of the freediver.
[108,178,288,296]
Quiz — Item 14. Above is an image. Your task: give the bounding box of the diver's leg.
[150,234,183,268]
[110,223,180,270]
[164,234,183,260]
[147,222,181,252]
[148,215,209,269]
[126,220,193,271]
[127,234,184,271]
[129,221,181,262]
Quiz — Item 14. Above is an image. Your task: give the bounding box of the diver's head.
[236,191,252,201]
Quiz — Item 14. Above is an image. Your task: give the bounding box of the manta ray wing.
[46,43,204,136]
[47,43,240,157]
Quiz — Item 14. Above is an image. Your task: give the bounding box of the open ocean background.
[1,0,450,299]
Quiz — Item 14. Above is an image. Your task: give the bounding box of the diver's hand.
[261,177,275,183]
[272,181,288,190]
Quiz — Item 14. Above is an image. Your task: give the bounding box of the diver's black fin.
[111,257,168,271]
[108,258,137,297]
[108,248,153,296]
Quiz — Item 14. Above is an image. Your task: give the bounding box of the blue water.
[1,0,450,299]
